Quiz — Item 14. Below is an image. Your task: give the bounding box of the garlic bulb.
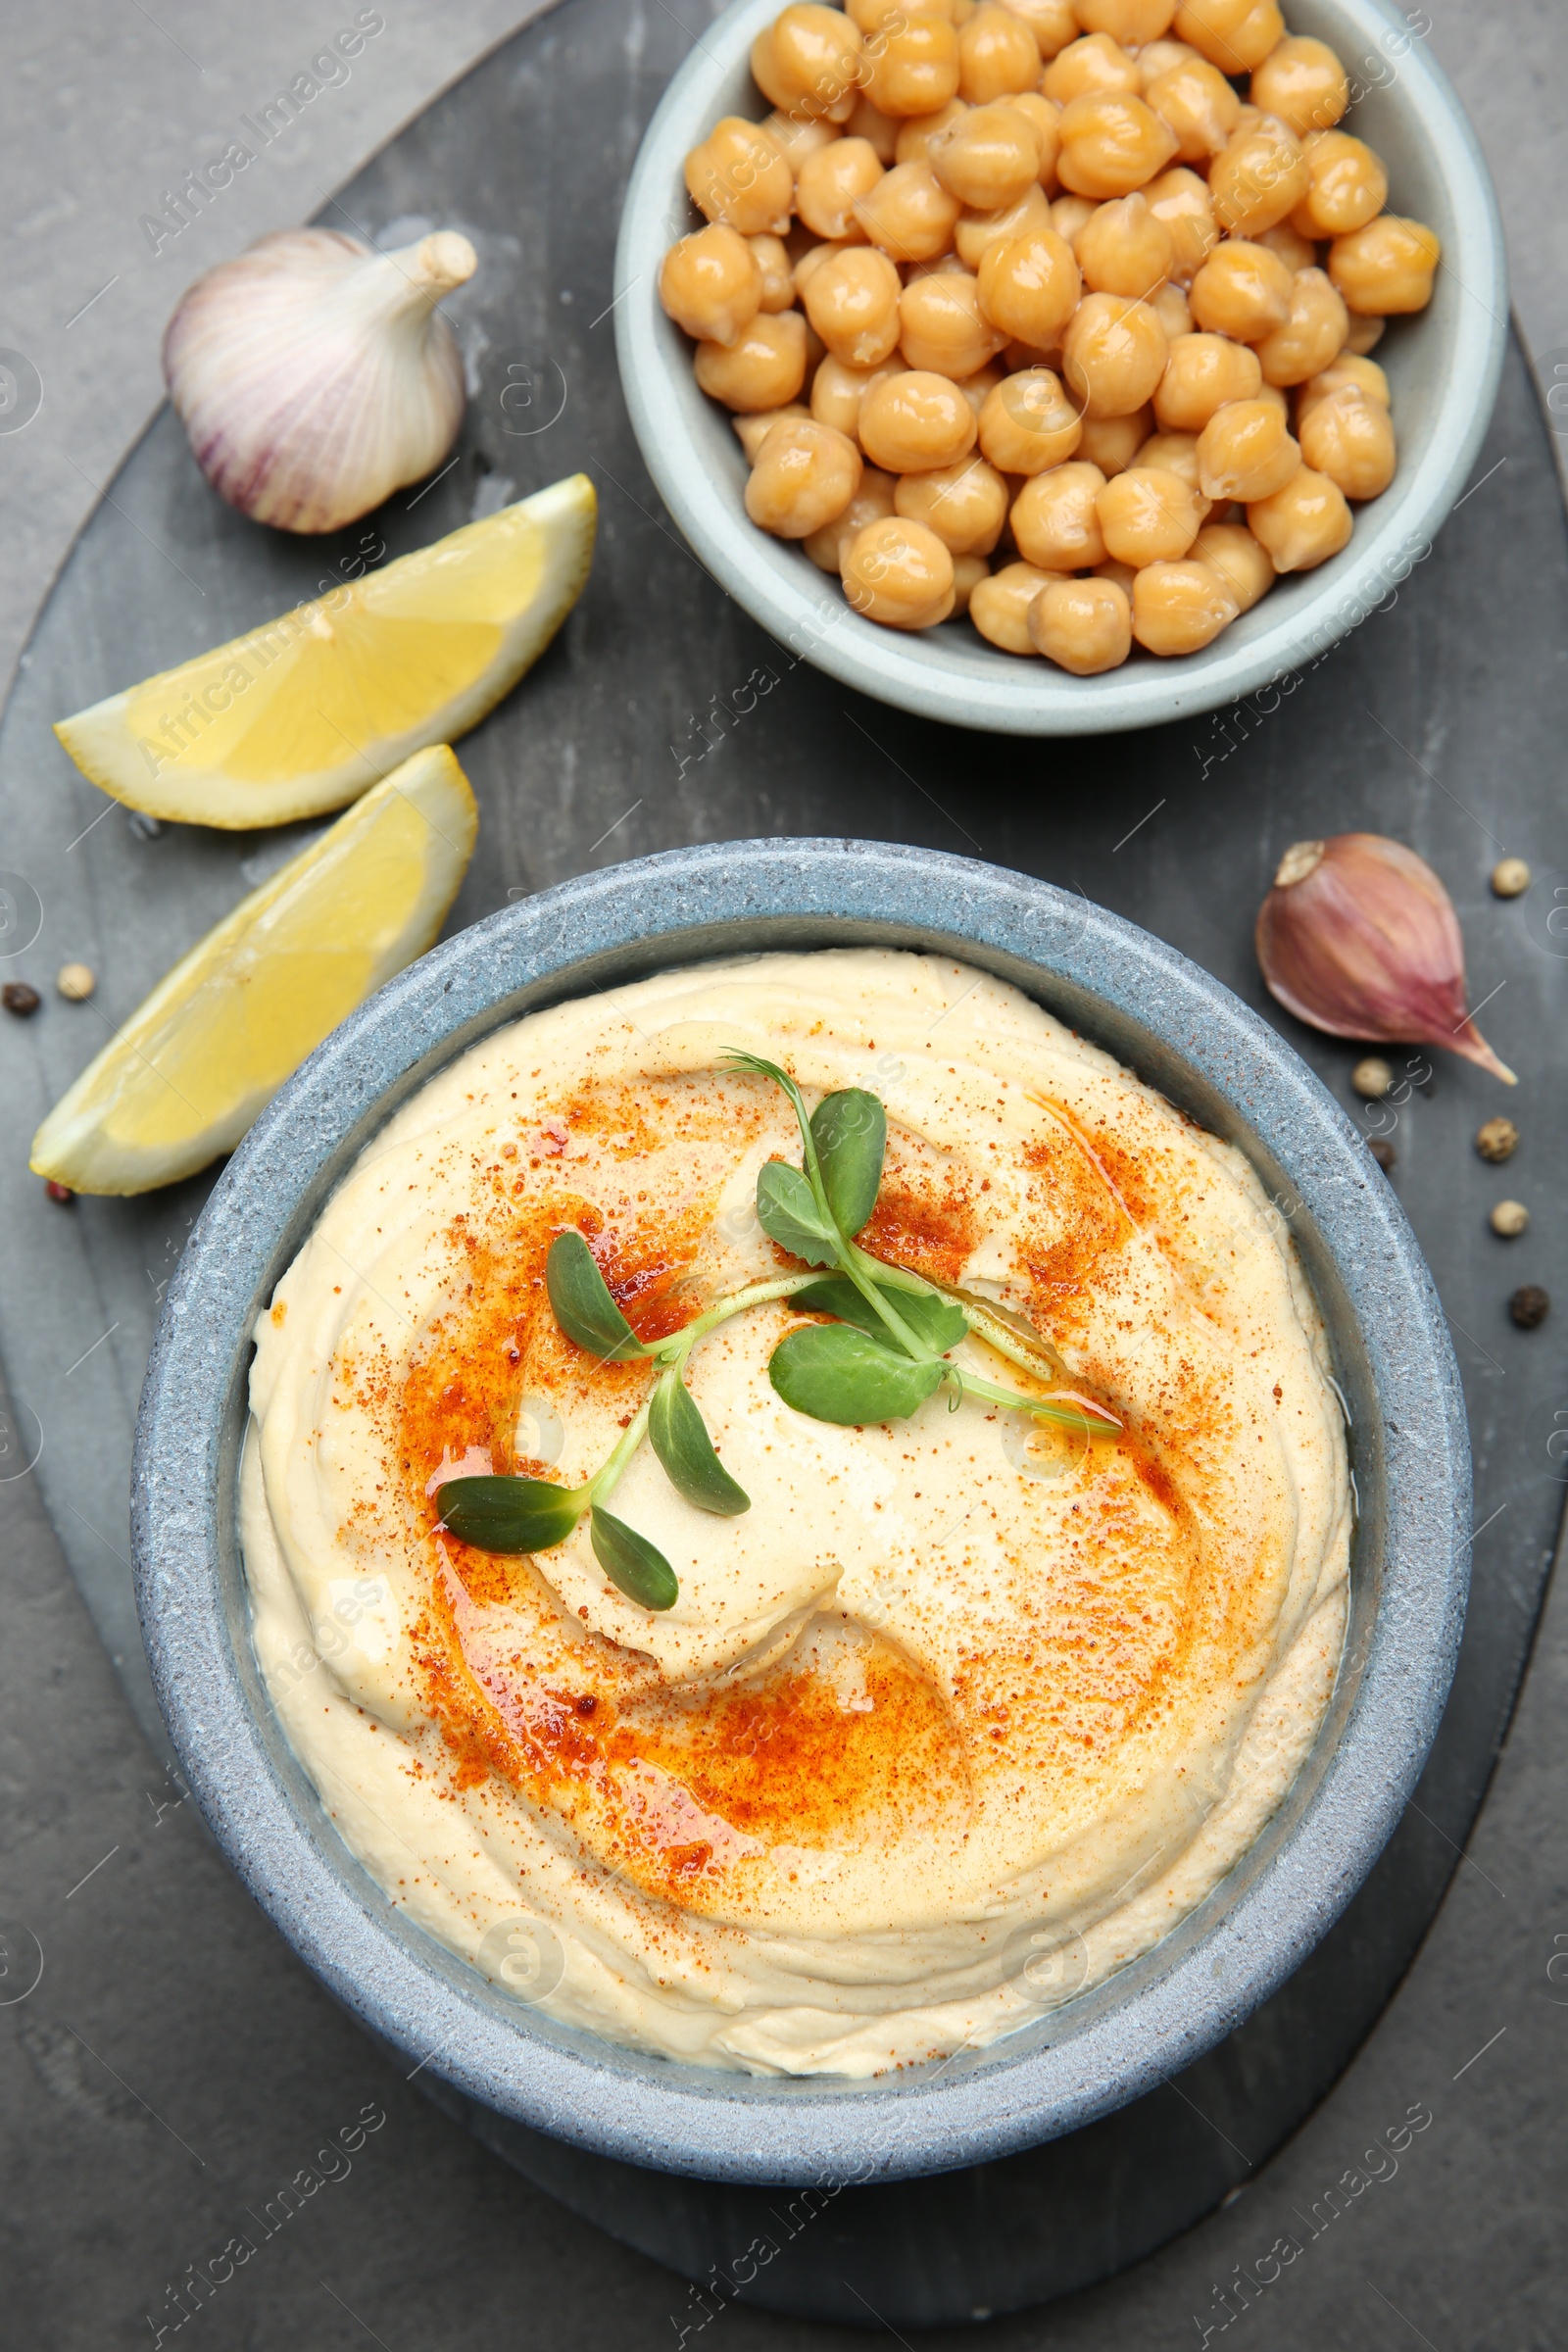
[163,226,477,534]
[1256,832,1516,1083]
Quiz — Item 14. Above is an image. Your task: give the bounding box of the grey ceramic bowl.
[613,0,1506,736]
[133,840,1469,2185]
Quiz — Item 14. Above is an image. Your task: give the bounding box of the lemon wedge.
[54,473,595,829]
[30,744,477,1196]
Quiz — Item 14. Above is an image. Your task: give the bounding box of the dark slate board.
[0,0,1562,2324]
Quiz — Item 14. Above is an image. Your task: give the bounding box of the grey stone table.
[2,1,1567,2345]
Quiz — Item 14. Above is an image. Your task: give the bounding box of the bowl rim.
[132,838,1471,2184]
[612,0,1508,737]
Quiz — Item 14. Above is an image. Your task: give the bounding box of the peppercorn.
[1475,1116,1518,1163]
[56,962,96,1002]
[1490,858,1531,898]
[1352,1055,1393,1100]
[1368,1138,1396,1171]
[1509,1285,1549,1330]
[43,1180,74,1205]
[2,981,41,1016]
[1490,1200,1529,1238]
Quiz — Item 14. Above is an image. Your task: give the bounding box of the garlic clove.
[163,226,477,535]
[1255,831,1516,1084]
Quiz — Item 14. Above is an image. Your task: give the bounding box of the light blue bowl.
[614,0,1506,735]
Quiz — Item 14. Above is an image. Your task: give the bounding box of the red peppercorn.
[44,1179,74,1204]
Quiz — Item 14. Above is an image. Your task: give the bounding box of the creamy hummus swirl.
[241,949,1349,2077]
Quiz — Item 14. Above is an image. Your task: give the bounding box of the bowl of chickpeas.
[613,0,1504,733]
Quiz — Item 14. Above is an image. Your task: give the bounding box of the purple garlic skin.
[1255,832,1515,1084]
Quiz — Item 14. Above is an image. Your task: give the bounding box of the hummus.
[241,948,1349,2077]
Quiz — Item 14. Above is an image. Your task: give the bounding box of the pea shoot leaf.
[768,1323,947,1426]
[649,1369,750,1516]
[546,1230,648,1361]
[436,1474,586,1553]
[590,1505,679,1610]
[793,1275,967,1354]
[755,1159,841,1266]
[809,1090,886,1239]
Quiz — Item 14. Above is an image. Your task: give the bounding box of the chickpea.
[1078,404,1153,473]
[751,5,865,120]
[1257,220,1316,275]
[1329,217,1442,316]
[749,235,798,314]
[660,225,764,346]
[971,560,1064,651]
[979,366,1084,470]
[998,0,1078,61]
[900,269,1006,375]
[1096,464,1201,564]
[848,0,939,28]
[745,416,864,537]
[1077,194,1174,299]
[859,368,980,468]
[1198,397,1299,500]
[845,92,903,163]
[1189,239,1294,341]
[955,183,1054,270]
[1172,0,1284,74]
[896,453,1010,551]
[1131,557,1239,652]
[1062,291,1168,417]
[951,550,991,612]
[1004,93,1063,188]
[856,161,964,261]
[1144,167,1217,281]
[1254,267,1348,386]
[1297,352,1389,420]
[1250,34,1348,138]
[1012,460,1109,566]
[1028,574,1133,670]
[1152,280,1193,339]
[685,118,795,237]
[1248,463,1351,570]
[1289,130,1388,238]
[1146,58,1240,163]
[696,310,808,410]
[843,514,957,624]
[795,240,852,300]
[1298,384,1396,500]
[732,402,811,462]
[811,352,902,433]
[1191,517,1274,609]
[804,246,905,366]
[958,4,1043,102]
[797,139,885,241]
[1209,118,1308,238]
[1134,427,1209,509]
[1052,193,1099,249]
[958,358,1005,416]
[1093,555,1140,593]
[895,98,970,164]
[804,465,898,570]
[1043,32,1143,105]
[931,104,1042,209]
[865,14,962,117]
[976,227,1081,345]
[1154,330,1262,429]
[760,110,842,171]
[1343,312,1385,357]
[1057,91,1178,197]
[1255,380,1288,420]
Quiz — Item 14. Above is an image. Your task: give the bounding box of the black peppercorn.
[1369,1139,1396,1172]
[2,982,41,1016]
[1509,1285,1549,1330]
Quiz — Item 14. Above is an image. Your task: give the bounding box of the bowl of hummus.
[133,837,1469,2185]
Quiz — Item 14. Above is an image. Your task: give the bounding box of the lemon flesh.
[55,473,595,829]
[30,744,477,1196]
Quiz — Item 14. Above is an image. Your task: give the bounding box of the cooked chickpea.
[900,270,1006,375]
[895,97,969,164]
[1078,404,1153,473]
[1097,464,1201,563]
[750,235,798,312]
[1298,384,1396,499]
[1052,193,1099,248]
[1154,330,1262,429]
[696,310,808,410]
[1005,94,1062,187]
[976,227,1081,345]
[1134,428,1209,509]
[1062,291,1168,416]
[1146,58,1240,163]
[950,551,991,612]
[1152,280,1193,339]
[752,5,865,118]
[1077,194,1174,298]
[1254,267,1348,386]
[845,91,903,162]
[760,109,841,171]
[804,465,898,569]
[1343,312,1386,357]
[859,368,980,468]
[843,514,957,624]
[795,240,852,300]
[685,118,795,236]
[1131,557,1239,651]
[931,104,1042,209]
[1043,32,1143,104]
[865,14,962,116]
[1250,34,1348,137]
[1198,397,1299,500]
[1172,0,1284,73]
[1012,460,1109,566]
[1329,217,1442,316]
[1255,380,1288,420]
[1093,555,1140,594]
[1209,119,1308,237]
[999,0,1078,59]
[955,183,1054,270]
[847,0,934,27]
[1189,239,1294,341]
[1258,220,1316,275]
[1192,517,1274,609]
[660,225,764,346]
[971,560,1064,651]
[797,138,885,240]
[811,352,902,433]
[732,402,811,461]
[978,366,1084,469]
[804,246,905,366]
[1248,463,1351,569]
[896,453,1010,551]
[745,417,864,536]
[1144,167,1217,281]
[1028,574,1133,670]
[1297,352,1389,419]
[1290,130,1388,238]
[1078,0,1177,38]
[856,160,964,261]
[957,6,1043,104]
[1057,91,1178,197]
